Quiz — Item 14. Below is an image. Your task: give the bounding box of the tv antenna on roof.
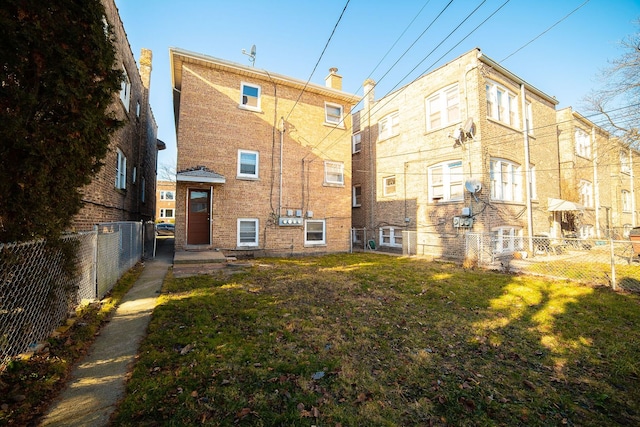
[242,44,256,67]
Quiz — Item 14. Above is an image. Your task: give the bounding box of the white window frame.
[324,161,344,185]
[426,84,459,131]
[528,165,537,200]
[237,218,259,247]
[160,190,175,201]
[115,148,127,190]
[352,185,362,207]
[160,208,175,219]
[240,82,261,111]
[120,67,131,112]
[428,160,463,203]
[490,158,522,202]
[525,101,533,134]
[383,175,396,196]
[352,132,362,154]
[486,81,518,127]
[378,111,399,140]
[324,102,344,127]
[237,149,259,179]
[579,179,593,208]
[305,219,326,245]
[620,150,631,174]
[622,190,631,213]
[379,227,402,248]
[575,128,591,159]
[492,227,523,254]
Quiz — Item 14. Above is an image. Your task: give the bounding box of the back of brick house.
[170,48,359,255]
[70,0,163,231]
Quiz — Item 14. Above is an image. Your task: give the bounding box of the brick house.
[170,48,359,255]
[352,48,564,257]
[156,180,176,223]
[70,0,163,231]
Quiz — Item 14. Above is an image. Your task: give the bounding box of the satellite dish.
[463,117,475,139]
[464,178,482,194]
[250,44,256,57]
[453,128,462,141]
[242,44,256,66]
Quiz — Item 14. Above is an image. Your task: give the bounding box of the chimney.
[325,67,342,91]
[363,78,375,113]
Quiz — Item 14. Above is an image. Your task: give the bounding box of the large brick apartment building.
[70,0,163,231]
[170,48,359,255]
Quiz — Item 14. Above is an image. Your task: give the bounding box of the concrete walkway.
[39,237,174,427]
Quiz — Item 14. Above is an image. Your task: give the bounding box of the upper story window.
[525,101,533,134]
[115,148,127,190]
[579,179,593,208]
[378,111,399,140]
[622,190,631,212]
[352,185,362,207]
[237,218,259,247]
[426,84,459,131]
[240,82,261,111]
[620,149,631,174]
[324,102,344,127]
[528,165,537,200]
[160,190,175,200]
[352,132,362,154]
[324,161,344,185]
[575,128,591,159]
[383,175,396,196]
[490,158,522,202]
[486,81,518,127]
[237,149,259,179]
[120,67,131,112]
[428,160,463,203]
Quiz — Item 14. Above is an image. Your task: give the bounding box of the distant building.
[170,48,359,255]
[156,180,176,223]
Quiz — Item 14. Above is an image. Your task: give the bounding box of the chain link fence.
[1,221,154,371]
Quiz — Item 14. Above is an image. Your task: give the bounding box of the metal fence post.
[610,238,617,291]
[92,225,99,299]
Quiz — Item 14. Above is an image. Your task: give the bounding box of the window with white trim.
[324,161,344,185]
[378,111,399,140]
[426,84,459,130]
[120,67,131,112]
[160,208,175,219]
[383,175,396,196]
[324,102,343,126]
[622,190,631,212]
[352,132,362,154]
[579,179,593,208]
[428,160,463,203]
[621,150,631,174]
[380,227,402,248]
[486,81,518,127]
[237,149,259,179]
[492,227,523,254]
[160,190,175,201]
[237,218,259,247]
[115,148,127,190]
[490,159,521,202]
[528,165,537,200]
[525,101,533,134]
[352,185,362,207]
[575,128,591,159]
[305,219,326,245]
[240,82,261,111]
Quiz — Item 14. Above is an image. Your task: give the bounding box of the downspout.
[631,147,636,227]
[279,117,285,215]
[592,126,600,237]
[520,84,533,251]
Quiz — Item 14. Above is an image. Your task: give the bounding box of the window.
[490,159,521,202]
[120,67,131,112]
[426,84,459,130]
[525,101,533,134]
[528,165,537,200]
[380,227,402,247]
[240,82,261,111]
[160,190,175,201]
[579,179,593,208]
[352,185,362,207]
[579,224,594,239]
[492,227,522,254]
[486,81,518,127]
[136,101,141,118]
[621,150,631,174]
[428,161,463,202]
[305,219,326,245]
[325,102,343,126]
[324,161,344,185]
[575,128,591,158]
[622,190,631,212]
[383,176,396,196]
[237,218,259,247]
[352,132,362,154]
[141,176,145,203]
[378,111,399,140]
[115,149,127,190]
[237,150,259,179]
[160,208,175,219]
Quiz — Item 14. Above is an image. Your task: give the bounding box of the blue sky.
[116,0,640,171]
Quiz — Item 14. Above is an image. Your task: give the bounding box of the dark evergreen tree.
[0,0,123,242]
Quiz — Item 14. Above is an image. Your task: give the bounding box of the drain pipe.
[279,117,285,215]
[521,84,533,252]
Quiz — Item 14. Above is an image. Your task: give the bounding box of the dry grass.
[113,253,640,426]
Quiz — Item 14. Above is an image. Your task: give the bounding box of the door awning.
[547,197,584,212]
[177,166,226,184]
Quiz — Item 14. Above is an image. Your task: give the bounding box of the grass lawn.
[113,253,640,426]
